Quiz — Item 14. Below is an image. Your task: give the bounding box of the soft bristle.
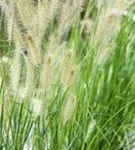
[62,93,76,124]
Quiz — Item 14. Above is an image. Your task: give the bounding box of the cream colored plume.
[62,93,77,124]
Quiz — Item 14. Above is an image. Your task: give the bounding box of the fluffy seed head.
[61,50,76,89]
[95,9,119,47]
[27,34,42,65]
[31,97,44,116]
[85,120,96,143]
[62,93,77,124]
[24,60,35,97]
[10,45,21,93]
[40,53,54,93]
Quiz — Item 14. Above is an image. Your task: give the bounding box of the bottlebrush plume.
[95,9,120,47]
[10,44,21,93]
[62,93,77,124]
[4,0,15,41]
[85,120,96,143]
[40,53,54,93]
[61,50,76,89]
[31,97,44,116]
[114,0,135,15]
[27,34,42,65]
[49,0,60,20]
[24,60,35,97]
[58,0,80,40]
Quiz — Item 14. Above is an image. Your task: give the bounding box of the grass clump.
[0,0,135,149]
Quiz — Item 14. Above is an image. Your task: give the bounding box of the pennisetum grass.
[0,0,135,149]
